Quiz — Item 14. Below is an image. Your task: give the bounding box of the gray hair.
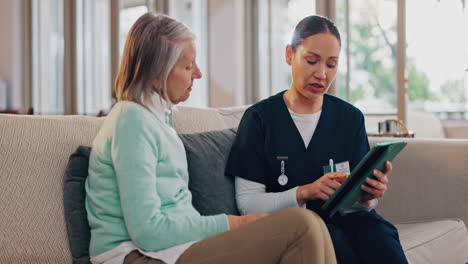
[114,13,194,107]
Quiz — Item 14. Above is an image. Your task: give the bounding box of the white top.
[91,93,196,264]
[236,108,377,216]
[288,109,321,148]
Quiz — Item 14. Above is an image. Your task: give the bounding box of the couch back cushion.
[172,106,230,133]
[0,114,103,263]
[369,137,468,224]
[179,128,240,216]
[214,105,250,129]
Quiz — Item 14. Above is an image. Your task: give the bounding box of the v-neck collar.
[277,91,329,151]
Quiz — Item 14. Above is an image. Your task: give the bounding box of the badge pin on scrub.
[323,159,350,183]
[277,156,288,186]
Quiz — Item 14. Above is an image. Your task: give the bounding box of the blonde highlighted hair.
[114,13,194,106]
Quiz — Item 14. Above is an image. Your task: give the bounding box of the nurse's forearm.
[235,176,302,214]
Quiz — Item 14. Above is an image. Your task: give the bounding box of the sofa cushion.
[64,146,92,264]
[396,219,468,264]
[369,137,468,225]
[179,128,240,216]
[172,106,230,134]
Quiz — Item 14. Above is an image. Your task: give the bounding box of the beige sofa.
[0,105,467,264]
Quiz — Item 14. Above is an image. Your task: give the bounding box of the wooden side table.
[367,131,415,138]
[369,119,415,138]
[0,107,34,115]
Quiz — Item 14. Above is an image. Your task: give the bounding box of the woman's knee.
[280,208,326,233]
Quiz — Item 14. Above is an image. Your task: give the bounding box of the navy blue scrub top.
[226,91,370,211]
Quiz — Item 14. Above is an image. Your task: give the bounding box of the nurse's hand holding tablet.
[296,160,391,208]
[359,160,392,207]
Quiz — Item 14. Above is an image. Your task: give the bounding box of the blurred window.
[76,0,111,116]
[32,0,64,114]
[406,0,468,120]
[269,0,317,95]
[335,0,398,115]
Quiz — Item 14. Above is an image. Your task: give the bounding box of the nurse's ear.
[285,45,293,66]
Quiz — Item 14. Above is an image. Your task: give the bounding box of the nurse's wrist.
[296,186,306,207]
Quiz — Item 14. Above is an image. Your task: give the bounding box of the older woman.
[227,15,408,264]
[85,13,336,264]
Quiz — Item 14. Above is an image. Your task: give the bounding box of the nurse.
[226,15,408,264]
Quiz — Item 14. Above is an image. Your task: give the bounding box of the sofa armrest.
[369,137,468,225]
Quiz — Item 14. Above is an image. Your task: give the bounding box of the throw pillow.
[179,128,240,216]
[63,146,92,264]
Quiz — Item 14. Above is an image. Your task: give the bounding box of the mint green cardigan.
[85,101,229,257]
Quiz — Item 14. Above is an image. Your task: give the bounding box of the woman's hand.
[227,213,269,230]
[296,172,348,207]
[359,161,392,206]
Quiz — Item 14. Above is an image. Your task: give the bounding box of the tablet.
[321,141,407,218]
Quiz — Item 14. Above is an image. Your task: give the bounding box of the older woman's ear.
[152,80,159,90]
